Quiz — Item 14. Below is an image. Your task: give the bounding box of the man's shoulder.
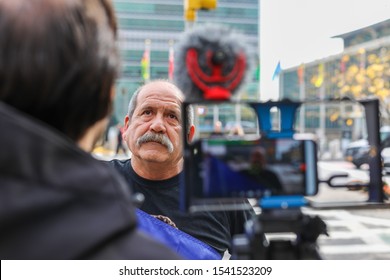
[106,158,135,187]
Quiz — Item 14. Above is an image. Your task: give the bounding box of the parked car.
[381,147,390,174]
[344,139,369,168]
[345,140,390,170]
[344,126,390,169]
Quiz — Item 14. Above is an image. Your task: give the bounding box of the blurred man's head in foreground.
[0,0,120,142]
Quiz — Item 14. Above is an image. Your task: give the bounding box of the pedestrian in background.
[228,123,245,137]
[210,120,225,138]
[116,123,127,155]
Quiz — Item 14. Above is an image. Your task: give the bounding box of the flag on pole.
[272,61,282,80]
[340,58,346,73]
[168,40,174,81]
[255,63,260,81]
[297,63,305,85]
[255,59,261,81]
[314,63,324,88]
[253,56,261,81]
[358,48,366,70]
[340,55,349,73]
[141,40,151,82]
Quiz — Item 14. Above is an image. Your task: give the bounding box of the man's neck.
[131,157,183,180]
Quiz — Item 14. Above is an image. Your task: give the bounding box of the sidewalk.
[92,146,130,161]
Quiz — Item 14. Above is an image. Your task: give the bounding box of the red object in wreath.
[185,48,246,100]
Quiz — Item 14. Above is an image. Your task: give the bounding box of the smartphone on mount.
[182,136,318,212]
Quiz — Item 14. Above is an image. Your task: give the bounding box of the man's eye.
[168,113,178,120]
[142,110,152,115]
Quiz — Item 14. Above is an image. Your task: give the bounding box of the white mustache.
[136,132,174,153]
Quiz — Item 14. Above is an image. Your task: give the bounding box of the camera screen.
[181,102,318,211]
[202,138,307,197]
[184,137,317,207]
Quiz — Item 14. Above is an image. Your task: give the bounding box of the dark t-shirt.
[109,159,254,256]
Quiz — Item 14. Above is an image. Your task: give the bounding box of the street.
[304,207,390,259]
[305,160,390,259]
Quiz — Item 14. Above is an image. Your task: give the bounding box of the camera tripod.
[231,207,328,260]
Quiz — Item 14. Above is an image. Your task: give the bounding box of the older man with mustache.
[109,80,253,258]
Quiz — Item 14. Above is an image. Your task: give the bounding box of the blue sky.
[260,0,390,100]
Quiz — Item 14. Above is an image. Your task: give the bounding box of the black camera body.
[180,99,327,259]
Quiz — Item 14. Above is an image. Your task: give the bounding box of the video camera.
[174,24,388,259]
[180,101,327,259]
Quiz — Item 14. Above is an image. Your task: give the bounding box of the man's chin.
[139,149,170,162]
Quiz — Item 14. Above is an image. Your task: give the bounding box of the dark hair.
[0,0,120,141]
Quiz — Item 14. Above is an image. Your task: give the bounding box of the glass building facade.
[112,0,260,129]
[279,19,390,155]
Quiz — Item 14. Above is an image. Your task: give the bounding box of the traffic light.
[184,0,217,21]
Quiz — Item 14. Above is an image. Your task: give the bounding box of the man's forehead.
[139,99,181,112]
[137,82,184,105]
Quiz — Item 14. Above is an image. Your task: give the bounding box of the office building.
[280,19,390,157]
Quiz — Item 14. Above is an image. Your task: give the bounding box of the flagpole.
[146,39,151,82]
[168,40,174,81]
[298,64,305,133]
[272,61,281,81]
[141,39,151,82]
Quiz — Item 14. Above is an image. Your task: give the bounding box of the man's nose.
[149,114,166,133]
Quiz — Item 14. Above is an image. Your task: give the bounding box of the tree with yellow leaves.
[332,47,390,122]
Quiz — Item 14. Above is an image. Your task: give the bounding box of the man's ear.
[123,115,130,141]
[124,115,130,129]
[187,125,195,143]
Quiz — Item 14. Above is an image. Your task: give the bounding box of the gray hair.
[127,80,194,133]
